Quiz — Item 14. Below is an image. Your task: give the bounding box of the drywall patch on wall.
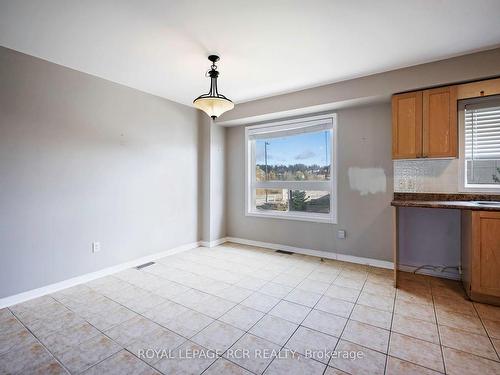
[348,167,387,195]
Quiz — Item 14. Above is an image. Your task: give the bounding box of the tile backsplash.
[394,159,459,193]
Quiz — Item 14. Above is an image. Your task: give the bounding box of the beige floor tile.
[350,304,392,330]
[235,276,269,291]
[285,326,338,364]
[333,276,365,291]
[272,273,305,288]
[192,295,236,319]
[264,351,326,375]
[83,350,159,375]
[357,291,394,312]
[324,285,360,303]
[439,325,498,360]
[315,296,354,318]
[0,341,54,375]
[170,289,212,310]
[297,279,331,294]
[329,340,386,375]
[225,333,280,374]
[0,313,24,336]
[105,316,160,346]
[394,299,436,323]
[153,341,217,375]
[475,303,500,322]
[249,315,298,346]
[84,305,138,331]
[396,289,433,306]
[0,327,38,356]
[192,321,245,353]
[362,281,396,298]
[443,346,500,375]
[41,321,101,356]
[260,282,294,299]
[306,270,338,284]
[433,294,477,317]
[119,293,166,314]
[342,320,390,353]
[269,300,311,324]
[219,305,265,331]
[164,309,214,338]
[241,292,280,313]
[436,309,487,335]
[386,355,442,374]
[302,310,347,337]
[213,286,254,303]
[483,319,500,339]
[284,289,322,308]
[493,338,500,354]
[142,300,190,327]
[126,327,186,365]
[391,314,439,344]
[389,332,444,372]
[324,366,349,375]
[204,358,253,375]
[58,334,121,373]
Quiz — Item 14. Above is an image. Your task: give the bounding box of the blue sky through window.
[255,130,331,166]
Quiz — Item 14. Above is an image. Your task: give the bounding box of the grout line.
[10,246,485,375]
[473,302,500,362]
[384,272,398,375]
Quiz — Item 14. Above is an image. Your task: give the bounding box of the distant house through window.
[245,113,337,223]
[459,95,500,192]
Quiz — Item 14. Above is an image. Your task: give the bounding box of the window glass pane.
[466,160,500,185]
[255,189,330,214]
[255,130,331,182]
[465,102,500,186]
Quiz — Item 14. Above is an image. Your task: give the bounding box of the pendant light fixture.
[193,55,234,120]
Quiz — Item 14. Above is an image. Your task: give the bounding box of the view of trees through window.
[254,130,331,213]
[255,189,330,213]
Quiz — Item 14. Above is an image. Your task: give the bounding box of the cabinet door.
[472,211,500,297]
[422,86,457,158]
[392,91,423,159]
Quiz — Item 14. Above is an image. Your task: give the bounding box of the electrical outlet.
[337,230,346,239]
[92,242,101,253]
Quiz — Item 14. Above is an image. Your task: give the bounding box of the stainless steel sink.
[472,201,500,206]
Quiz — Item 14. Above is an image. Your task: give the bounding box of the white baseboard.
[0,241,200,309]
[224,237,394,269]
[199,237,227,248]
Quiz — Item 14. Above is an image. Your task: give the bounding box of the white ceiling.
[1,0,500,107]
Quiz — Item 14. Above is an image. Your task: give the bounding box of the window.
[459,95,500,191]
[245,114,337,223]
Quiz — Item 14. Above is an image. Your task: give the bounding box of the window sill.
[459,184,500,193]
[246,210,337,224]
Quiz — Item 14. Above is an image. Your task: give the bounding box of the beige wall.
[0,47,201,298]
[226,104,394,261]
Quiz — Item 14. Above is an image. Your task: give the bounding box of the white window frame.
[458,98,500,193]
[245,113,337,224]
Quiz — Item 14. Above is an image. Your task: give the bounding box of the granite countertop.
[391,193,500,211]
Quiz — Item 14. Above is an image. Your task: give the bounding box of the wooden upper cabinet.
[472,211,500,298]
[392,91,422,159]
[422,86,458,158]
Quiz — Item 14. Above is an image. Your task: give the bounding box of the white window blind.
[465,99,500,160]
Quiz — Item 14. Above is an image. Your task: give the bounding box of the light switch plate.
[337,230,346,239]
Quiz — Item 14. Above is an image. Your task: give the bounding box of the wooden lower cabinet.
[462,210,500,305]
